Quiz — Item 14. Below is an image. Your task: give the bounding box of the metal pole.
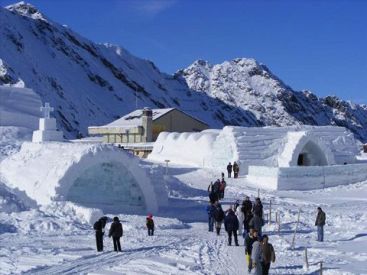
[319,261,323,275]
[257,188,260,198]
[304,248,309,271]
[269,200,272,224]
[291,208,301,249]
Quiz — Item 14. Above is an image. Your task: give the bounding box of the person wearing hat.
[146,213,155,236]
[93,216,108,252]
[109,216,123,252]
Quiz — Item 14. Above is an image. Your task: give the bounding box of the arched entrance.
[297,140,328,166]
[66,162,146,213]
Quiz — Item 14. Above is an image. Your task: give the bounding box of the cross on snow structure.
[32,102,63,142]
[40,102,54,119]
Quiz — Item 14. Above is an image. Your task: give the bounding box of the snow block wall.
[148,130,220,167]
[149,126,359,173]
[0,142,168,214]
[247,164,367,191]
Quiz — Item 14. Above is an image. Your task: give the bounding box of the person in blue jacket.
[206,201,216,232]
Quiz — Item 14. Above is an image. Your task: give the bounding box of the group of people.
[93,214,155,252]
[227,161,239,178]
[208,176,227,202]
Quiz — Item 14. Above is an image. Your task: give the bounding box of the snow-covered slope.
[0,2,260,139]
[1,2,366,142]
[177,59,367,142]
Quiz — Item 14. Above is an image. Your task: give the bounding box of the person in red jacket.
[146,214,155,236]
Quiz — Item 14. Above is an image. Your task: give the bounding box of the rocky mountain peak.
[6,1,47,21]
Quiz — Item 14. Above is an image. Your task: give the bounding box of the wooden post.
[319,261,323,275]
[291,208,301,249]
[269,200,272,224]
[275,211,278,224]
[278,214,281,235]
[304,248,309,271]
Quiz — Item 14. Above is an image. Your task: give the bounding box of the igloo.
[149,126,367,190]
[0,142,167,214]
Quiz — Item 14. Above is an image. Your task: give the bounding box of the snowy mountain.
[0,2,260,139]
[177,59,367,142]
[1,2,366,142]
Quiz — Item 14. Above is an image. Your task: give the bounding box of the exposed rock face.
[178,59,367,142]
[1,2,366,142]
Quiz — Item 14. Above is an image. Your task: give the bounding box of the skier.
[253,197,263,218]
[93,216,108,252]
[260,235,276,275]
[213,203,225,235]
[235,202,244,237]
[108,216,123,252]
[249,213,264,238]
[315,207,326,242]
[227,162,233,178]
[233,161,239,178]
[251,235,263,275]
[206,201,216,232]
[146,214,155,236]
[245,228,258,273]
[219,179,226,200]
[224,208,239,246]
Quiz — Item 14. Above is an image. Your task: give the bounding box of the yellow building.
[88,108,209,157]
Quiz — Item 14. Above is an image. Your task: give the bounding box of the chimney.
[142,107,153,142]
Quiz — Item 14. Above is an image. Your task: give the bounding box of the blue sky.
[2,0,367,103]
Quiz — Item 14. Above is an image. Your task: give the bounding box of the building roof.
[99,108,175,129]
[90,108,208,129]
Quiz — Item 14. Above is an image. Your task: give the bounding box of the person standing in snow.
[242,196,253,214]
[245,228,258,273]
[235,202,244,237]
[213,202,225,235]
[260,235,276,275]
[227,162,233,178]
[253,198,263,218]
[109,216,123,252]
[219,179,226,200]
[233,162,239,178]
[93,216,108,252]
[243,210,253,239]
[315,207,326,242]
[206,201,216,232]
[224,208,239,246]
[146,214,155,236]
[251,236,263,275]
[249,213,264,238]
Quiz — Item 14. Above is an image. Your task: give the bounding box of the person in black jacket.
[315,207,326,242]
[252,197,263,218]
[93,216,108,252]
[224,209,239,246]
[213,203,225,235]
[227,162,233,178]
[109,216,123,252]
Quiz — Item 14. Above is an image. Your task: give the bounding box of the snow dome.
[0,142,168,214]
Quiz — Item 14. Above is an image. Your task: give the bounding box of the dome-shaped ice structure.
[0,142,167,214]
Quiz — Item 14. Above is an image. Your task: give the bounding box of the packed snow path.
[1,167,367,274]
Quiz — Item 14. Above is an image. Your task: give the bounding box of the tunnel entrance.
[66,162,146,213]
[297,141,328,166]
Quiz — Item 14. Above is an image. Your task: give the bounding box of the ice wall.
[0,142,167,214]
[148,130,220,167]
